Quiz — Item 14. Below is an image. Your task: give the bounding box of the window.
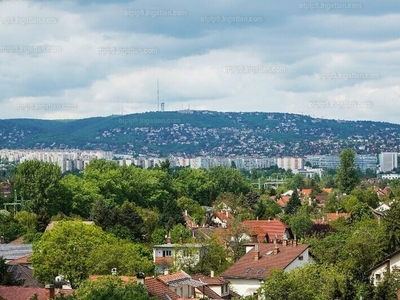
[163,250,172,257]
[245,268,254,274]
[375,274,381,281]
[298,255,304,261]
[257,268,266,274]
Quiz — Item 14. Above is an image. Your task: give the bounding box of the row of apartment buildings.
[0,149,113,173]
[119,155,379,173]
[2,149,398,174]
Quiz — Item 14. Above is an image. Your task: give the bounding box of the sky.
[1,0,399,123]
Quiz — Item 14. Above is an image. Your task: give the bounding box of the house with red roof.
[221,242,311,297]
[241,219,293,243]
[0,285,74,300]
[326,212,350,222]
[209,210,234,228]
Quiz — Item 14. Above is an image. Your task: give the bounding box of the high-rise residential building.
[379,152,398,173]
[276,157,304,171]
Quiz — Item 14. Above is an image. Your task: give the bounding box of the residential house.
[144,270,205,299]
[191,273,241,299]
[209,210,234,228]
[0,285,74,300]
[152,237,206,274]
[221,241,311,297]
[365,249,400,286]
[326,212,350,222]
[241,219,293,243]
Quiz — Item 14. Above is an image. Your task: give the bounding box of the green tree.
[192,235,231,276]
[13,160,68,217]
[284,190,301,215]
[288,209,313,239]
[336,149,359,194]
[116,201,145,241]
[60,175,101,218]
[87,242,154,276]
[383,200,400,253]
[160,198,185,231]
[31,221,112,288]
[72,276,157,300]
[170,223,191,244]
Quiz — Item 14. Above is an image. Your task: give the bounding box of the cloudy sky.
[1,0,399,123]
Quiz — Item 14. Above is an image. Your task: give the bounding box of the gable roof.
[191,274,228,286]
[7,264,42,287]
[8,254,31,265]
[365,248,400,275]
[326,212,350,221]
[145,277,181,300]
[0,286,74,300]
[241,219,291,242]
[221,243,309,280]
[276,196,290,208]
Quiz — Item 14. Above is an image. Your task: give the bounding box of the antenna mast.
[157,78,159,112]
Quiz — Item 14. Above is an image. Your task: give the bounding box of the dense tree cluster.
[2,149,400,298]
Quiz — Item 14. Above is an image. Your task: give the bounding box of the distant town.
[1,149,399,179]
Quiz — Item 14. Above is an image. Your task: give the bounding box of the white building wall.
[370,252,400,286]
[228,278,260,297]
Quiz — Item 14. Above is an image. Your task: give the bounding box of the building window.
[163,250,172,257]
[375,274,381,281]
[298,255,304,261]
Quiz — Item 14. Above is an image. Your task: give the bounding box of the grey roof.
[0,244,33,261]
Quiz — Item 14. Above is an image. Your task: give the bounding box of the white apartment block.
[277,157,304,171]
[379,152,398,173]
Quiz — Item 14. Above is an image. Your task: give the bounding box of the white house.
[366,249,400,286]
[152,237,206,274]
[221,241,311,297]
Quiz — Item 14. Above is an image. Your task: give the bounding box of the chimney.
[164,269,169,275]
[226,210,229,218]
[282,239,288,247]
[254,244,260,261]
[192,232,196,244]
[111,268,118,275]
[185,210,188,216]
[136,272,145,285]
[45,284,55,300]
[179,236,183,244]
[166,235,171,244]
[293,236,297,247]
[210,270,215,277]
[273,245,280,255]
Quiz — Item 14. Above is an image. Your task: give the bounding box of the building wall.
[227,278,261,297]
[370,252,400,286]
[283,248,310,272]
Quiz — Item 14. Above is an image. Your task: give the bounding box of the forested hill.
[1,110,400,156]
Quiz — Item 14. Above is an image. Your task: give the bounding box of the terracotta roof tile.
[0,286,74,300]
[326,212,350,221]
[221,243,309,279]
[241,219,291,242]
[145,277,180,300]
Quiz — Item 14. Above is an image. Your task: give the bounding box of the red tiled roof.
[323,188,333,194]
[326,212,350,221]
[191,274,228,285]
[221,243,309,279]
[8,237,24,245]
[157,271,189,285]
[0,286,74,300]
[8,254,31,265]
[145,277,180,300]
[301,189,312,198]
[276,196,290,208]
[213,210,234,228]
[241,219,290,242]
